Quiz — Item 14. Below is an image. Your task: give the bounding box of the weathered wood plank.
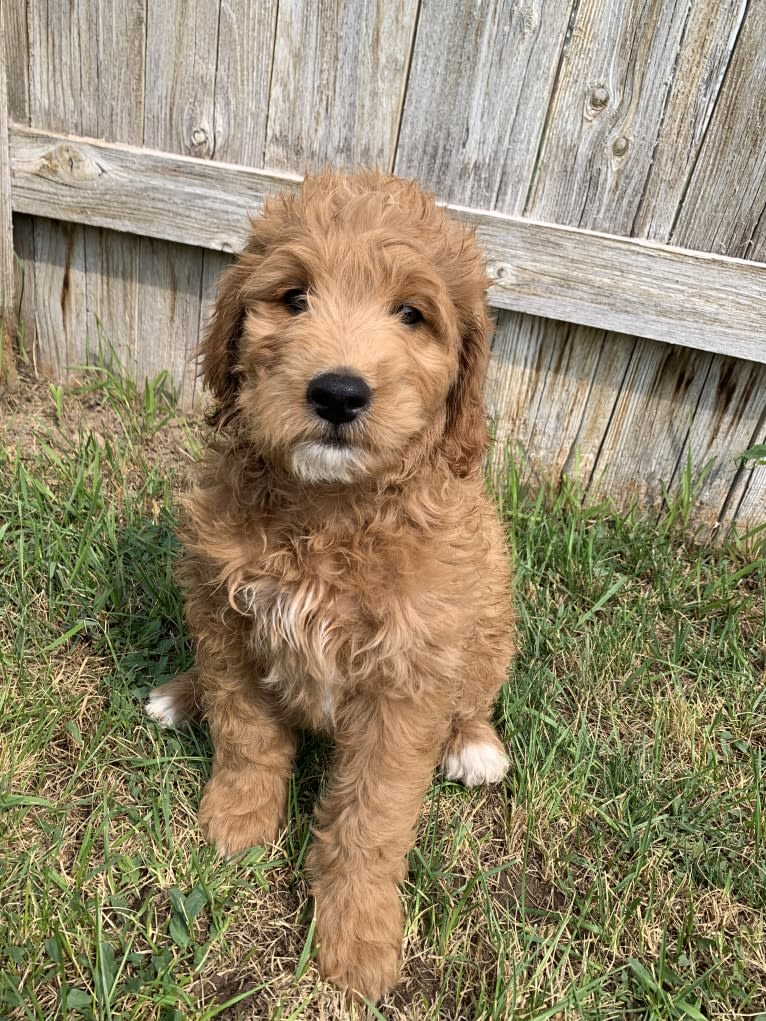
[586,340,713,507]
[487,316,641,487]
[28,216,89,376]
[0,21,16,381]
[265,0,419,171]
[668,2,766,528]
[729,458,766,538]
[77,0,147,386]
[463,207,766,365]
[1,0,29,123]
[525,0,694,232]
[144,0,220,158]
[669,357,766,530]
[395,0,576,211]
[10,126,766,364]
[143,0,223,406]
[9,126,296,250]
[213,0,279,166]
[672,1,766,260]
[633,0,747,241]
[200,0,278,405]
[10,214,37,365]
[3,2,35,364]
[10,125,298,248]
[25,1,92,369]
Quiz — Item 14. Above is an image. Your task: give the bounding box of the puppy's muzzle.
[307,372,372,426]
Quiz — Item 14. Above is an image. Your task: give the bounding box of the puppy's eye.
[282,288,309,314]
[396,304,423,326]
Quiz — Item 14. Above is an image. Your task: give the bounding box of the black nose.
[306,372,372,425]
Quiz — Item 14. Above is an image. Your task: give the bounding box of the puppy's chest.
[234,538,396,725]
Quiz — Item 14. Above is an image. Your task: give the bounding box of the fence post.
[0,14,17,385]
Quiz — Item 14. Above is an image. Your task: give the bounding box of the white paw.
[443,741,510,787]
[145,688,187,728]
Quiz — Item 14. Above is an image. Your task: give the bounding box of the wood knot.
[487,261,516,286]
[188,123,213,157]
[40,144,103,183]
[611,136,629,157]
[589,86,610,110]
[191,126,209,148]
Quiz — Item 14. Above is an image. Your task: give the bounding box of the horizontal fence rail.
[11,125,766,366]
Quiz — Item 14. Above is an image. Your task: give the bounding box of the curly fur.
[146,171,515,1003]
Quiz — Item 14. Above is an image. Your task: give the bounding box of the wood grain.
[586,340,712,506]
[525,0,693,232]
[395,0,575,211]
[0,18,16,379]
[672,1,766,261]
[25,2,91,369]
[632,0,747,241]
[11,126,766,364]
[212,0,279,166]
[265,0,419,171]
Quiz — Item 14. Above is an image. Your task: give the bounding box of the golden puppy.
[146,171,515,1002]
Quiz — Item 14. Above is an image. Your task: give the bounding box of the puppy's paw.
[318,936,400,1004]
[314,883,402,1003]
[442,734,509,787]
[145,670,202,728]
[145,687,186,728]
[198,773,283,856]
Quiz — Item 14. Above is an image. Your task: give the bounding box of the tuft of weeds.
[0,374,764,1020]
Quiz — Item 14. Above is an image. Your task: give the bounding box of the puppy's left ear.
[441,301,493,477]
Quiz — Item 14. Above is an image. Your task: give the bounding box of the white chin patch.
[291,441,366,484]
[443,741,510,787]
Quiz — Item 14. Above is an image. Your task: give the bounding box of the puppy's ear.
[441,302,493,477]
[197,259,252,422]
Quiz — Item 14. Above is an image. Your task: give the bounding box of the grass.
[0,365,764,1020]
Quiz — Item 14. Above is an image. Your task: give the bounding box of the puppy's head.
[200,171,493,483]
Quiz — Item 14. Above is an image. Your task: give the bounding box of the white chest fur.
[234,576,346,730]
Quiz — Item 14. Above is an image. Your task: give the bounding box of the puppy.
[146,171,515,1002]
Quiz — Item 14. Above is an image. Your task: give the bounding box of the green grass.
[1,368,764,1020]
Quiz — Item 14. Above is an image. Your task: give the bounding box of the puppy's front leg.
[308,698,446,1002]
[199,669,296,857]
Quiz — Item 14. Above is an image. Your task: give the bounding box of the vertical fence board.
[2,0,29,122]
[526,0,695,232]
[80,1,147,380]
[197,0,279,403]
[10,215,36,365]
[673,358,766,529]
[666,2,766,525]
[265,0,418,171]
[633,0,747,241]
[30,218,88,374]
[142,0,222,404]
[587,341,714,505]
[213,0,279,167]
[1,24,16,380]
[26,1,90,369]
[672,1,766,260]
[395,0,575,211]
[487,318,636,485]
[2,0,35,362]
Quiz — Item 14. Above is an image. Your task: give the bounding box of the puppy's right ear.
[197,259,253,422]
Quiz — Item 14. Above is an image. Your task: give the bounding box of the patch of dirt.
[0,367,204,484]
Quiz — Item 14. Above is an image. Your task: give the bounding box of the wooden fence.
[1,0,765,534]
